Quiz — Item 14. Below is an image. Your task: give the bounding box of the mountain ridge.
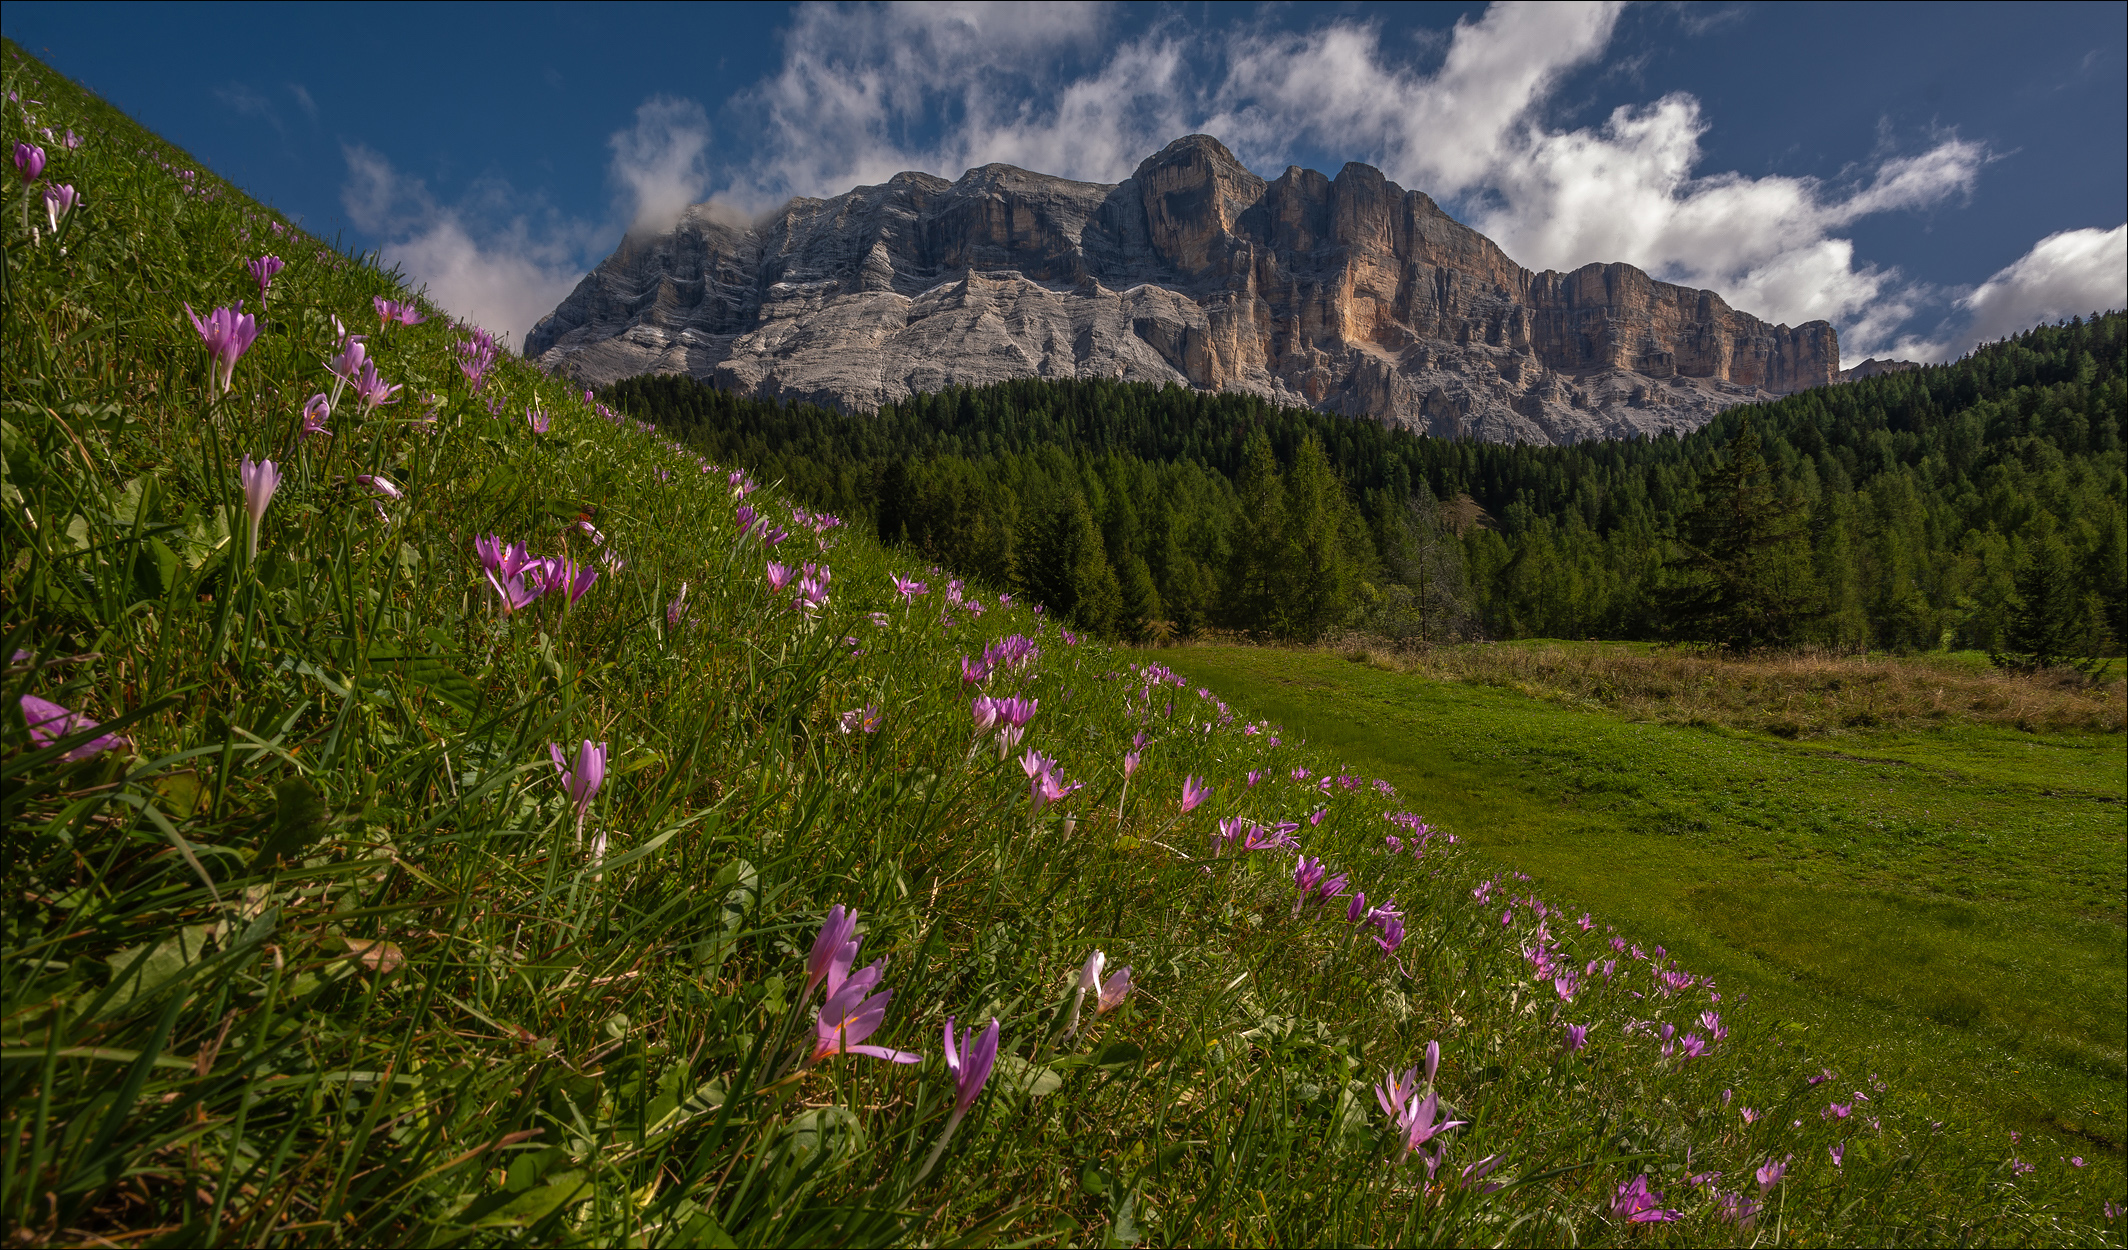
[529,134,1841,445]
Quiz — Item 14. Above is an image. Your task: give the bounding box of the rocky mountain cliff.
[528,135,1841,444]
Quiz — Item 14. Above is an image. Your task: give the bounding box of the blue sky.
[7,1,2123,362]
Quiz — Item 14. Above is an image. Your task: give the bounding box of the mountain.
[529,135,1840,445]
[1836,356,1921,382]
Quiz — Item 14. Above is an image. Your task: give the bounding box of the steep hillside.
[529,135,1838,446]
[2,43,2115,1248]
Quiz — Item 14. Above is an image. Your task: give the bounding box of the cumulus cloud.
[341,144,591,347]
[1956,226,2127,348]
[727,1,1993,365]
[609,96,714,234]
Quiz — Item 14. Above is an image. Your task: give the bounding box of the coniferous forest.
[604,312,2127,656]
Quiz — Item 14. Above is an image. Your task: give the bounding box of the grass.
[1149,642,2128,1152]
[1328,636,2127,737]
[4,41,2124,1247]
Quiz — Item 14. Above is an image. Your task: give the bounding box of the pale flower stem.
[912,1108,968,1185]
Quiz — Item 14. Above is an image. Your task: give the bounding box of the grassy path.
[1150,644,2128,1153]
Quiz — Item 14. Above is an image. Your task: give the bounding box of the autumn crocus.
[186,302,260,394]
[1097,965,1133,1014]
[811,959,920,1066]
[373,295,424,327]
[1611,1175,1678,1222]
[804,905,860,1002]
[914,1015,1000,1182]
[1179,774,1209,814]
[42,184,78,231]
[1060,950,1106,1040]
[237,456,279,559]
[548,738,607,839]
[13,142,44,184]
[299,393,331,441]
[1564,1023,1589,1052]
[248,254,284,295]
[350,360,401,413]
[19,694,130,761]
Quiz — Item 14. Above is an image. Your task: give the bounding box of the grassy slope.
[1149,644,2128,1149]
[4,41,2122,1247]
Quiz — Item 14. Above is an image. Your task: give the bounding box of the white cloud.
[1956,226,2127,348]
[340,144,590,347]
[725,1,1992,366]
[609,96,714,234]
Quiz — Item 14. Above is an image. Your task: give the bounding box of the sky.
[6,1,2124,365]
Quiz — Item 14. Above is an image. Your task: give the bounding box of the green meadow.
[1149,643,2128,1151]
[6,39,2124,1247]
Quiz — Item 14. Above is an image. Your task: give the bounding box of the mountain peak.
[527,135,1839,444]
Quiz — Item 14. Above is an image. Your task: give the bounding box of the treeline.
[603,312,2127,654]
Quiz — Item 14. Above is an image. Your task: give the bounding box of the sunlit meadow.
[2,43,2121,1247]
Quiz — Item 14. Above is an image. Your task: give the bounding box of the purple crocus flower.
[42,184,79,231]
[1293,856,1326,897]
[1564,1023,1589,1052]
[349,360,402,412]
[666,582,688,629]
[238,455,279,559]
[805,905,860,1002]
[1756,1158,1787,1193]
[892,573,927,602]
[19,694,130,761]
[1096,965,1132,1014]
[527,408,549,435]
[248,254,284,294]
[944,1016,1000,1115]
[299,393,331,441]
[373,295,425,327]
[811,960,920,1065]
[13,142,45,184]
[548,739,607,837]
[355,473,401,500]
[764,562,794,593]
[1829,1143,1845,1168]
[915,1014,1000,1181]
[1398,1089,1467,1159]
[186,302,260,394]
[1179,775,1209,814]
[62,130,81,151]
[1611,1175,1679,1222]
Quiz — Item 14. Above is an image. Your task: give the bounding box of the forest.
[602,312,2127,657]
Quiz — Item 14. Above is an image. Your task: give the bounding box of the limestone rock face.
[528,135,1841,444]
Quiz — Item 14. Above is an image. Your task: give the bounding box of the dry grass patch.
[1321,637,2126,737]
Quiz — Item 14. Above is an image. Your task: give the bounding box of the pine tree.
[1658,419,1825,651]
[1223,431,1291,636]
[1283,435,1355,639]
[1995,529,2110,673]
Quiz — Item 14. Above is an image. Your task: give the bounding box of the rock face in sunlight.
[527,135,1841,444]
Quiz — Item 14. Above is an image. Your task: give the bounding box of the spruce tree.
[1658,419,1825,651]
[1224,431,1291,636]
[1995,530,2110,673]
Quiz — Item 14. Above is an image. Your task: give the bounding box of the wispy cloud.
[1888,226,2128,362]
[341,144,594,347]
[353,0,2120,365]
[718,0,2003,363]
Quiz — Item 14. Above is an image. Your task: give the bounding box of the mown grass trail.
[1150,643,2128,1154]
